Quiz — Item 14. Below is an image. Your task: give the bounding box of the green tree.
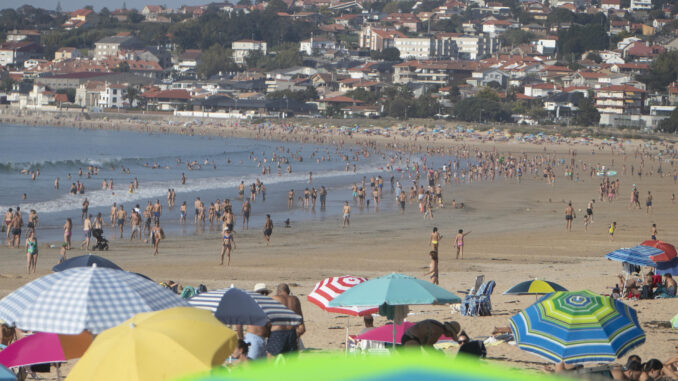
[0,78,15,92]
[266,0,289,13]
[501,29,535,47]
[585,52,602,63]
[557,23,609,58]
[658,107,678,132]
[381,47,400,61]
[346,88,378,103]
[113,62,130,72]
[454,96,511,122]
[641,51,678,91]
[197,44,238,78]
[574,92,600,126]
[125,86,139,106]
[413,93,438,118]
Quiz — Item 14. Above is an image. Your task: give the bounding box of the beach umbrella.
[307,276,379,353]
[178,351,578,381]
[0,266,188,334]
[656,257,678,276]
[357,322,456,344]
[0,365,15,381]
[188,288,301,327]
[66,307,237,381]
[605,245,663,267]
[52,254,122,272]
[328,273,461,346]
[307,276,378,316]
[328,273,461,308]
[0,331,91,368]
[509,290,645,364]
[503,280,568,295]
[640,240,677,262]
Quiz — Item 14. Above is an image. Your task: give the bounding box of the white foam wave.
[2,167,384,215]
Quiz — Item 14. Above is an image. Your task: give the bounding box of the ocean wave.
[0,167,384,215]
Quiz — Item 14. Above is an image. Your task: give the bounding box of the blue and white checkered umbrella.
[0,266,188,334]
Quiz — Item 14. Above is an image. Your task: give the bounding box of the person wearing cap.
[237,284,271,360]
[401,319,460,347]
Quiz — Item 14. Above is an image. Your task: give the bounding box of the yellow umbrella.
[66,307,237,381]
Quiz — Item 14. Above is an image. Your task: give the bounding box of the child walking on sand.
[609,222,616,242]
[651,224,657,241]
[424,250,439,285]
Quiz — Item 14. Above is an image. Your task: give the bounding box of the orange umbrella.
[641,240,677,262]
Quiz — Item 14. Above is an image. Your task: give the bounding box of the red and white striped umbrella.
[307,276,378,316]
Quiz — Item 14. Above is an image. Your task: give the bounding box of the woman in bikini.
[455,229,471,260]
[430,227,442,253]
[220,225,236,266]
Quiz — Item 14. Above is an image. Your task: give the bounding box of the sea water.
[0,124,452,244]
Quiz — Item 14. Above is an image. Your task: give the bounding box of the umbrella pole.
[345,315,350,355]
[392,321,396,350]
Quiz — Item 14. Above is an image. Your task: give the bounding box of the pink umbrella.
[357,322,456,345]
[0,331,92,368]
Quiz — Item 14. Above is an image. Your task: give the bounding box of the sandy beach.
[1,109,678,379]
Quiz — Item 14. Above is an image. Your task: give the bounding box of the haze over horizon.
[0,0,213,12]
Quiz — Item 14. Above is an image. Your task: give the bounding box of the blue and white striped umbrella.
[189,288,302,326]
[0,266,188,334]
[510,290,645,364]
[605,245,663,267]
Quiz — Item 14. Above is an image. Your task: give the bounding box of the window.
[113,97,117,103]
[113,89,117,95]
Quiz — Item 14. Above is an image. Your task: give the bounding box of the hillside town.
[2,0,678,130]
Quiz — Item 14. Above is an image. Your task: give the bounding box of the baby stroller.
[91,228,109,251]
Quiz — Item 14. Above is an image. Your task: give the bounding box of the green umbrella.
[177,351,579,381]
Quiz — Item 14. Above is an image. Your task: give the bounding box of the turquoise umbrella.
[328,273,461,307]
[328,273,461,346]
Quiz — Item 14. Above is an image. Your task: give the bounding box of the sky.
[1,0,213,11]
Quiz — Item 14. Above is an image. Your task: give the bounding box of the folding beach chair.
[461,280,495,317]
